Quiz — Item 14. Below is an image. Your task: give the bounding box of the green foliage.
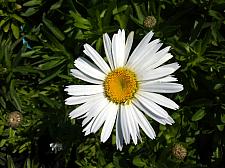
[0,0,225,167]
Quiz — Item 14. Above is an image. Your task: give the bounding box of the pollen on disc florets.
[103,67,139,104]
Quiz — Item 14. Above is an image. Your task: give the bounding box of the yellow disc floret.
[103,68,138,104]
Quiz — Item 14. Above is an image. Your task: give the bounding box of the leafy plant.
[0,0,225,167]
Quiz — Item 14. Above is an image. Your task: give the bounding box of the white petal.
[141,76,178,84]
[132,99,168,125]
[129,105,142,141]
[127,31,154,66]
[143,46,171,69]
[124,105,138,145]
[140,82,184,93]
[119,29,126,66]
[83,119,95,136]
[138,91,179,110]
[120,106,130,144]
[124,31,134,64]
[144,53,173,70]
[86,97,109,119]
[135,93,169,118]
[128,39,162,68]
[101,103,118,142]
[103,33,114,69]
[65,93,102,105]
[65,85,103,96]
[71,69,102,84]
[166,116,175,124]
[83,44,111,73]
[65,95,90,105]
[69,101,95,119]
[132,105,156,139]
[75,57,105,80]
[90,102,111,133]
[82,101,107,127]
[139,65,179,81]
[112,30,126,68]
[82,98,108,127]
[112,34,118,68]
[160,62,180,71]
[82,96,109,127]
[116,108,123,150]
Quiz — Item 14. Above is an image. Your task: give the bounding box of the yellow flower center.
[103,68,138,104]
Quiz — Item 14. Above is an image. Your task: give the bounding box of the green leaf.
[221,114,225,124]
[21,8,39,17]
[21,50,39,57]
[50,0,63,10]
[214,0,225,4]
[0,97,6,109]
[114,14,128,29]
[9,128,15,139]
[95,37,102,52]
[23,0,42,6]
[0,126,4,135]
[13,66,42,75]
[39,95,60,109]
[69,11,92,30]
[10,80,22,111]
[11,14,25,23]
[78,144,93,153]
[130,15,143,25]
[24,158,31,168]
[7,155,15,168]
[70,11,91,25]
[0,139,6,148]
[0,18,9,27]
[132,3,145,21]
[38,59,65,70]
[217,125,224,131]
[209,10,224,20]
[112,5,129,15]
[132,156,146,167]
[105,163,114,168]
[211,22,221,44]
[42,15,65,41]
[39,66,64,84]
[3,22,10,32]
[11,23,20,39]
[74,22,92,30]
[214,83,223,91]
[19,142,31,153]
[191,108,206,121]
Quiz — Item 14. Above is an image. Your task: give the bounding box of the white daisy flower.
[65,29,183,150]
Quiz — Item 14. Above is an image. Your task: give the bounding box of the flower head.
[8,111,23,128]
[65,29,183,150]
[172,144,187,160]
[144,16,157,28]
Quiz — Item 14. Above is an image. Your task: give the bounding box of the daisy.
[65,29,183,150]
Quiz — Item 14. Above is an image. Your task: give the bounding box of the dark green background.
[0,0,225,167]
